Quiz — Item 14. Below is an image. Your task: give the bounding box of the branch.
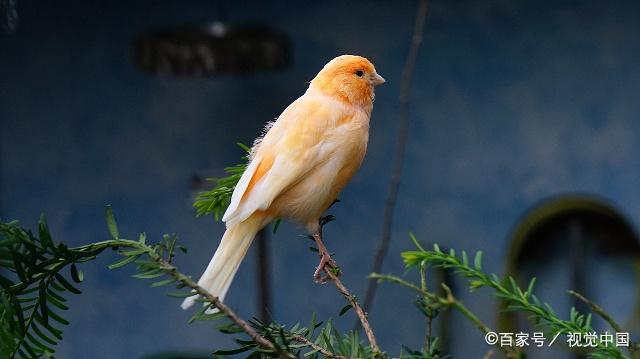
[369,273,516,357]
[315,221,380,356]
[568,290,637,356]
[370,273,492,334]
[440,284,493,336]
[143,252,297,359]
[326,269,379,355]
[420,262,433,352]
[292,335,352,359]
[568,290,622,332]
[363,0,429,313]
[79,239,298,359]
[402,246,629,358]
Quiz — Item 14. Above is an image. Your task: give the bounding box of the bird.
[181,55,385,310]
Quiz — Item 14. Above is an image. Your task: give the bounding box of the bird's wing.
[222,154,262,221]
[222,95,347,225]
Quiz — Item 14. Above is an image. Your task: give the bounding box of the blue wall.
[2,1,640,358]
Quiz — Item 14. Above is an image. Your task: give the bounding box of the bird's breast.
[270,110,370,228]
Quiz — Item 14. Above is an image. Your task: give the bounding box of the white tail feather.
[181,215,264,311]
[222,155,261,223]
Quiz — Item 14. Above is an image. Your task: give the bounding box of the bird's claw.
[314,272,329,284]
[314,253,338,284]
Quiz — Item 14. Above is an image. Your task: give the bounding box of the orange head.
[309,55,385,110]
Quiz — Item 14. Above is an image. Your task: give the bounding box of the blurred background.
[2,0,640,358]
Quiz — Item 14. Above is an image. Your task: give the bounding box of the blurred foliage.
[193,143,250,220]
[0,207,189,358]
[1,152,637,358]
[389,237,634,359]
[0,216,84,358]
[0,208,371,358]
[193,142,282,232]
[1,208,636,358]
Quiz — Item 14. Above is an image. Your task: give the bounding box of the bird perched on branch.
[182,55,385,310]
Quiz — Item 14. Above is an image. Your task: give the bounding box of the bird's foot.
[313,252,338,283]
[311,232,339,283]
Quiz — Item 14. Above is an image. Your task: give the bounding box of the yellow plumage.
[182,55,385,310]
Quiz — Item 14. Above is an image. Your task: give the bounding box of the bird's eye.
[355,70,364,77]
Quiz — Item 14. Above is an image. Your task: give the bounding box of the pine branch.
[291,335,352,359]
[569,290,637,356]
[157,258,296,359]
[401,241,629,359]
[1,208,299,359]
[568,290,622,333]
[327,271,379,356]
[193,143,249,219]
[369,272,511,356]
[99,208,297,359]
[0,216,94,358]
[5,181,637,359]
[315,220,381,357]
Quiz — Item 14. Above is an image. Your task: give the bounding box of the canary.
[182,55,385,310]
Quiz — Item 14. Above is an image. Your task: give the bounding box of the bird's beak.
[370,73,386,86]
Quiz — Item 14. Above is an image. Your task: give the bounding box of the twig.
[420,262,433,352]
[156,255,297,359]
[568,290,622,332]
[369,273,517,357]
[440,284,493,335]
[315,220,380,355]
[74,239,297,359]
[568,290,637,356]
[292,335,352,359]
[325,268,380,355]
[370,273,425,294]
[363,0,429,313]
